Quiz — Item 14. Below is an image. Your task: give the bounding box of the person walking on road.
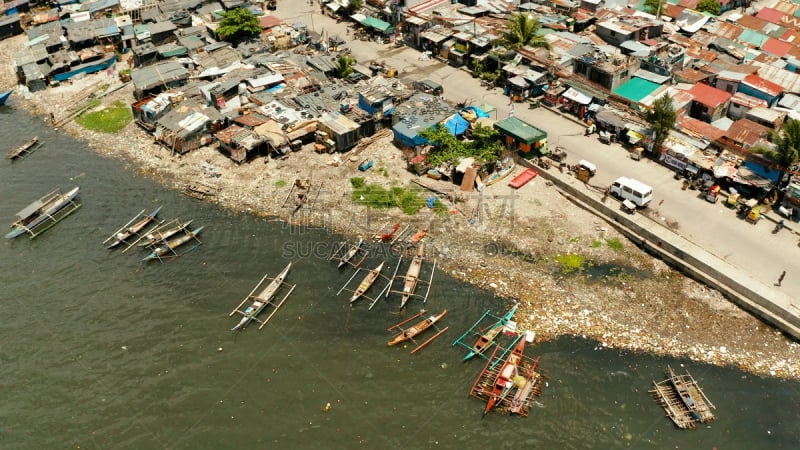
[776,270,786,286]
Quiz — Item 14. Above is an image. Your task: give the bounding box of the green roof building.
[493,117,548,158]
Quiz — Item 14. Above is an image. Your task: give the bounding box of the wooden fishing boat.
[400,244,424,308]
[463,304,518,361]
[485,162,514,186]
[7,136,39,159]
[230,262,294,331]
[349,262,384,304]
[651,366,716,429]
[508,356,543,416]
[387,309,447,346]
[668,366,715,423]
[485,337,525,414]
[338,238,363,268]
[6,187,80,239]
[0,89,12,106]
[137,219,193,247]
[141,226,204,262]
[105,206,162,249]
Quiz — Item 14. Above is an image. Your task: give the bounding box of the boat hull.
[5,187,80,239]
[388,309,447,346]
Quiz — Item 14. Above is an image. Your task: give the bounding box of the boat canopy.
[16,199,44,219]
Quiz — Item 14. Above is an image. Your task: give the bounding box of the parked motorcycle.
[774,220,785,234]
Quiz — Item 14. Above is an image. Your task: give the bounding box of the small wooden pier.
[650,366,715,429]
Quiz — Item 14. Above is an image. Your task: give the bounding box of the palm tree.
[499,12,550,50]
[334,55,356,79]
[751,119,800,184]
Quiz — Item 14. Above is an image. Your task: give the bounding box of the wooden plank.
[461,166,478,191]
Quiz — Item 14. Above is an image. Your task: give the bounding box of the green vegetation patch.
[275,179,287,187]
[605,238,624,252]
[591,240,602,248]
[76,100,132,133]
[350,178,425,215]
[557,254,585,273]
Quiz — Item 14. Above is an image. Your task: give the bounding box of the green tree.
[499,12,550,50]
[216,9,263,43]
[334,54,356,79]
[343,0,363,16]
[645,93,676,148]
[751,119,800,182]
[642,0,666,16]
[696,0,721,15]
[420,124,503,167]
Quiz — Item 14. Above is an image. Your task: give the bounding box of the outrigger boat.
[7,136,40,159]
[230,262,296,331]
[651,366,716,429]
[104,206,162,249]
[484,337,526,414]
[141,226,204,262]
[485,160,515,186]
[6,187,80,239]
[462,304,518,361]
[387,309,448,353]
[0,89,12,106]
[385,244,436,309]
[336,263,384,309]
[137,219,193,247]
[330,238,367,268]
[508,356,544,416]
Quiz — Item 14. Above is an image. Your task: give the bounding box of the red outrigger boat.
[387,309,448,353]
[484,337,526,414]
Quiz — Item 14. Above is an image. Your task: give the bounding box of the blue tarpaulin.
[445,114,470,136]
[462,106,490,118]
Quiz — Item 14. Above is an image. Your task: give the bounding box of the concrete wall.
[517,157,800,340]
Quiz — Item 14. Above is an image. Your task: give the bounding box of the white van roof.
[614,176,652,194]
[578,160,596,171]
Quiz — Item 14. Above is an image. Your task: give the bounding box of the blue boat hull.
[0,89,12,106]
[5,188,80,239]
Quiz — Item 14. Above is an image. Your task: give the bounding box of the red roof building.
[720,119,770,152]
[688,83,732,108]
[738,14,769,31]
[756,8,788,25]
[742,74,784,98]
[761,37,793,57]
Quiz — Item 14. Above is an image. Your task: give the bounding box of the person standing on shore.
[776,270,786,286]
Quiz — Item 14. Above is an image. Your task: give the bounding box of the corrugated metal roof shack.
[493,117,548,158]
[317,112,360,152]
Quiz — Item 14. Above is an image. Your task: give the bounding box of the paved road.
[275,2,800,305]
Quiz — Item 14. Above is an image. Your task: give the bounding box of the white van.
[610,177,653,208]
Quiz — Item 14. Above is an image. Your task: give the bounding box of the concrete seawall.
[518,158,800,340]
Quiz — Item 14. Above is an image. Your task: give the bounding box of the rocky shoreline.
[3,34,798,379]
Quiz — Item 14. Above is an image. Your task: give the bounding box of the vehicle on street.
[610,177,653,208]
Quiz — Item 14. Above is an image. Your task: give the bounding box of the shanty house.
[154,99,224,154]
[493,117,548,158]
[0,14,23,40]
[215,124,263,163]
[130,61,190,100]
[317,112,360,152]
[688,83,732,123]
[738,74,783,107]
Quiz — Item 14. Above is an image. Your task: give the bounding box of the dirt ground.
[2,35,798,379]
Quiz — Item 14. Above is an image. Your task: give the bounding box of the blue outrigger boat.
[0,89,12,106]
[5,187,80,239]
[453,303,518,361]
